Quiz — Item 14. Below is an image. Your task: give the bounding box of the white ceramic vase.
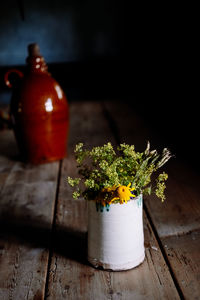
[87,194,145,271]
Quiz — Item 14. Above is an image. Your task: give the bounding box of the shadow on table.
[0,214,88,266]
[0,130,21,161]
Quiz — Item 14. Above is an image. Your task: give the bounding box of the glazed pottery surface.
[5,44,69,164]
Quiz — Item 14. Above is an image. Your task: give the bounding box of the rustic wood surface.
[0,131,59,300]
[104,100,200,300]
[0,100,199,299]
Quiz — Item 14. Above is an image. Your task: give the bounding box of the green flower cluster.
[67,142,172,202]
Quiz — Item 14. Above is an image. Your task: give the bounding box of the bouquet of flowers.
[67,142,172,210]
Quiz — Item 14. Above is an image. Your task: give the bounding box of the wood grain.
[145,161,200,237]
[0,129,59,300]
[104,100,200,299]
[162,230,200,300]
[45,101,180,300]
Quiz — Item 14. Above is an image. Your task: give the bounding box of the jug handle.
[4,69,24,88]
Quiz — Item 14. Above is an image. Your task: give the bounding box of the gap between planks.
[44,159,63,300]
[103,100,200,300]
[0,131,61,300]
[143,202,185,300]
[101,100,185,300]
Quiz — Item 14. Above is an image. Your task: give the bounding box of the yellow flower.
[110,183,135,204]
[96,183,135,206]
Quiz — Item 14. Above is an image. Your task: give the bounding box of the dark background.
[0,1,198,167]
[0,0,123,102]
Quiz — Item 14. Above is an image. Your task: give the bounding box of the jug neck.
[26,43,48,74]
[26,55,48,73]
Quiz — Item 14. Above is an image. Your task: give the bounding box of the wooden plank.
[104,100,200,299]
[0,130,59,300]
[162,230,200,300]
[145,161,200,237]
[45,101,180,299]
[102,100,156,151]
[108,212,180,300]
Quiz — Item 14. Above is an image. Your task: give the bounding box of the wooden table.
[0,100,200,300]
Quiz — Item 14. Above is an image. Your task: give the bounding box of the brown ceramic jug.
[4,43,69,164]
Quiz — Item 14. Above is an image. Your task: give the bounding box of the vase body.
[5,44,69,164]
[87,194,145,271]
